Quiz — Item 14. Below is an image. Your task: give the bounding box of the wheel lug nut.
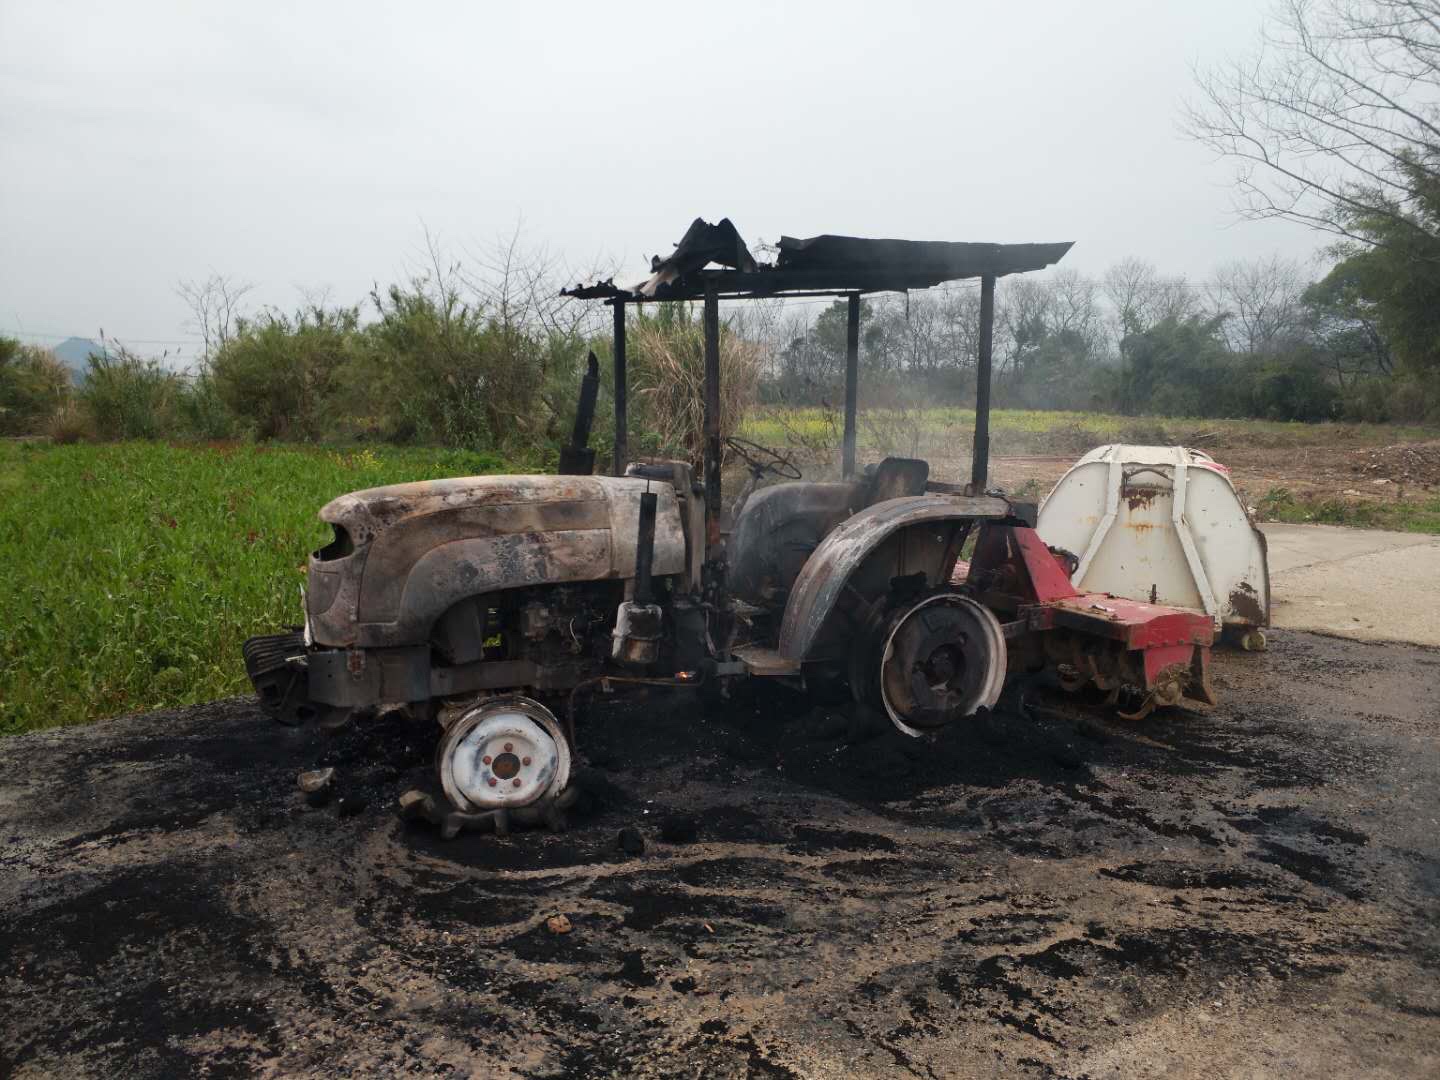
[504,743,513,752]
[522,756,531,766]
[487,778,497,787]
[512,778,522,788]
[482,755,492,765]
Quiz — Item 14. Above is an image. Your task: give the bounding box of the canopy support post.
[612,301,627,477]
[703,279,722,553]
[970,273,996,495]
[842,292,860,479]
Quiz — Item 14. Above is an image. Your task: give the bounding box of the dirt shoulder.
[982,440,1440,531]
[2,632,1439,1078]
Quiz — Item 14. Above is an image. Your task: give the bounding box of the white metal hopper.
[1035,445,1270,644]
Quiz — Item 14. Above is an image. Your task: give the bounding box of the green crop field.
[0,441,516,735]
[741,406,1440,455]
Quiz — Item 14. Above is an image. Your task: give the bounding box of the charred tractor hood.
[307,474,686,649]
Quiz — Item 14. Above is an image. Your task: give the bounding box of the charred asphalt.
[2,630,1438,1078]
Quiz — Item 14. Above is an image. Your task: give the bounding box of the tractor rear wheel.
[876,595,1007,738]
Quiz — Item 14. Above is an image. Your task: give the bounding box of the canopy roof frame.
[563,222,1073,557]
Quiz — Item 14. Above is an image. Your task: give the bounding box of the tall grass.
[0,338,72,435]
[80,349,187,439]
[0,441,511,734]
[630,312,761,466]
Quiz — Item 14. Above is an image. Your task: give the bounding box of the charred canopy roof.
[561,217,1073,303]
[568,217,1075,511]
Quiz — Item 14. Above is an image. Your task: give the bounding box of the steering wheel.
[725,436,802,480]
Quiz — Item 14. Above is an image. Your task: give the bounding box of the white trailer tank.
[1035,445,1270,646]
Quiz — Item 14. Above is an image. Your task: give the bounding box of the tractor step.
[733,644,801,676]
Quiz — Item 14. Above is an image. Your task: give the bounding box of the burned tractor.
[244,218,1217,836]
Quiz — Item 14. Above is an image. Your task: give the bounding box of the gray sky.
[1,0,1321,360]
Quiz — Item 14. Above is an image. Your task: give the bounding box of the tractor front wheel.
[437,696,572,813]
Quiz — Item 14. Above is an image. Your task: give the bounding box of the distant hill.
[51,338,103,381]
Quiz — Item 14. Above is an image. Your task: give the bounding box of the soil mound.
[1347,440,1440,489]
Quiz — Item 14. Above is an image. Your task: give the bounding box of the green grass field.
[0,441,512,735]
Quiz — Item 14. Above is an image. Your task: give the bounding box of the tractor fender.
[778,494,1012,662]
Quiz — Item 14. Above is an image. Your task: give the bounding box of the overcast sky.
[0,0,1322,360]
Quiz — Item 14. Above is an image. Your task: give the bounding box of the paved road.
[2,631,1437,1078]
[1261,524,1440,647]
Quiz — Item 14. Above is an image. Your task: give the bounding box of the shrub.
[1340,377,1394,423]
[1386,371,1440,423]
[360,280,560,450]
[45,401,94,444]
[0,337,73,435]
[174,363,241,440]
[210,307,362,440]
[78,348,185,440]
[1241,355,1340,421]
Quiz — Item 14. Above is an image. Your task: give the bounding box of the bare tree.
[1147,278,1204,327]
[1102,257,1201,336]
[1045,269,1104,347]
[1186,0,1440,251]
[1206,254,1308,353]
[936,287,983,371]
[176,274,255,358]
[997,278,1053,377]
[464,223,604,341]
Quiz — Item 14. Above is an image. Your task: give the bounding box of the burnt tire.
[874,595,1007,738]
[438,696,572,813]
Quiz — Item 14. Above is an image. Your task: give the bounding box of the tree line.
[763,251,1410,423]
[1,239,1434,453]
[0,243,757,460]
[1183,0,1439,419]
[773,0,1440,426]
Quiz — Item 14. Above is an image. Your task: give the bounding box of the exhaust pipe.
[613,489,661,666]
[558,352,601,476]
[633,489,656,604]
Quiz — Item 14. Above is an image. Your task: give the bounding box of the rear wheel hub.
[878,595,1007,737]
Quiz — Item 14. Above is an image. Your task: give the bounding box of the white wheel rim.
[879,595,1007,738]
[440,697,570,812]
